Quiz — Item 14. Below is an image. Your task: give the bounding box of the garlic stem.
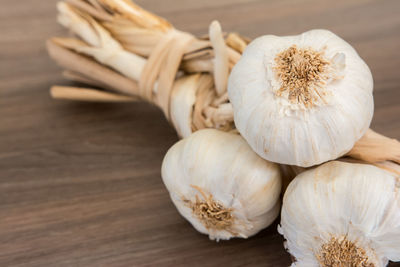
[209,20,229,96]
[65,0,113,21]
[47,39,140,96]
[62,70,112,90]
[97,0,172,32]
[51,86,138,102]
[226,32,248,54]
[347,129,400,164]
[57,3,147,81]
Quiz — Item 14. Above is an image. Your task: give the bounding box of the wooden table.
[1,0,399,266]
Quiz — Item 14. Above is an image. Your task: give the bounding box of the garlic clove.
[279,161,400,266]
[228,29,374,167]
[161,129,282,241]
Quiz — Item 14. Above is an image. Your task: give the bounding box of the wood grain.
[1,0,399,266]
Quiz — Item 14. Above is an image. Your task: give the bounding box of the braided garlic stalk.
[48,0,246,136]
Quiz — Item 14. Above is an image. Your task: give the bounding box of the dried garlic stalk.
[49,0,243,136]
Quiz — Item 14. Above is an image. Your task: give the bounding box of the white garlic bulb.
[279,161,400,266]
[161,129,281,240]
[228,29,374,167]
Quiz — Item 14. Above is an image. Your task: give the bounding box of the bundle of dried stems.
[47,0,400,176]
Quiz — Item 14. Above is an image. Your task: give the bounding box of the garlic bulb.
[279,161,400,266]
[228,29,374,167]
[161,129,281,240]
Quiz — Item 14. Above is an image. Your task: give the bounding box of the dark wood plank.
[0,0,399,266]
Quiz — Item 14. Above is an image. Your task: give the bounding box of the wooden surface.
[1,0,400,266]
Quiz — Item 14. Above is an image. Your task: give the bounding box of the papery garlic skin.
[279,161,400,266]
[228,29,374,167]
[162,129,282,241]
